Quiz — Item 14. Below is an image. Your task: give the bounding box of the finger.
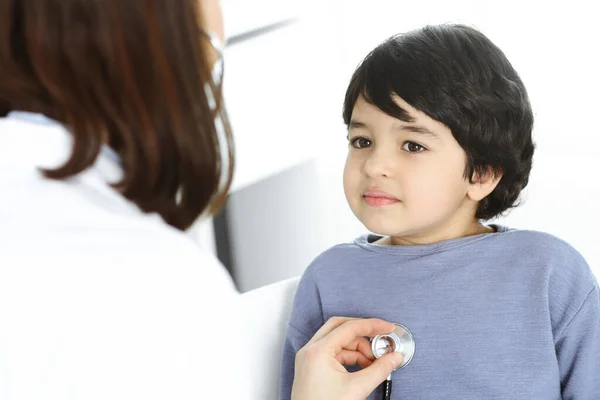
[321,318,396,352]
[357,357,375,369]
[344,337,376,361]
[335,349,373,368]
[351,352,404,396]
[305,317,358,346]
[357,337,376,360]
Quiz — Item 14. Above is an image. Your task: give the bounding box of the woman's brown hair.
[0,0,234,230]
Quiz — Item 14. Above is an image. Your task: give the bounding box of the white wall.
[225,160,331,292]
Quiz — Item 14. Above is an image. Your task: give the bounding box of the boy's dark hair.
[343,24,535,220]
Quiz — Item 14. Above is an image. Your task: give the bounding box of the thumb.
[351,352,403,395]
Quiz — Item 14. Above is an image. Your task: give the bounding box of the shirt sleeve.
[279,266,325,400]
[555,284,600,399]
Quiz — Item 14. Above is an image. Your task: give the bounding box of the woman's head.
[0,0,234,230]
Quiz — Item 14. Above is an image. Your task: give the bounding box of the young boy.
[280,24,599,399]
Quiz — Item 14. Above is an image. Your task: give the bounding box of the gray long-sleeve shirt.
[280,226,600,399]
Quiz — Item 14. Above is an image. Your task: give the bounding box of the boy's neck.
[376,222,494,246]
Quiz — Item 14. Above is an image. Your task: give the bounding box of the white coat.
[0,112,242,399]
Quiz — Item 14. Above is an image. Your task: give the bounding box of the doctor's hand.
[291,317,403,400]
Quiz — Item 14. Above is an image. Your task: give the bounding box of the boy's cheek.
[410,178,469,213]
[342,164,360,190]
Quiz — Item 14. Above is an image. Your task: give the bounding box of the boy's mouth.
[362,190,400,206]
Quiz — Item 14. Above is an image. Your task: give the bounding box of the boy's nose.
[363,149,397,178]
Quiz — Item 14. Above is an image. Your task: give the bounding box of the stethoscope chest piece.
[371,323,415,370]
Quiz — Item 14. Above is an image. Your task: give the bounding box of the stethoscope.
[370,323,415,400]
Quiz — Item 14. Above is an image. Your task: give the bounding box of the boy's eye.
[350,137,372,149]
[402,141,426,153]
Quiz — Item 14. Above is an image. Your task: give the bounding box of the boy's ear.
[467,167,502,201]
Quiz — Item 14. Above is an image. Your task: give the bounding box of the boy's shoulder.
[490,226,596,289]
[301,234,374,277]
[494,226,577,249]
[500,228,599,338]
[493,227,587,264]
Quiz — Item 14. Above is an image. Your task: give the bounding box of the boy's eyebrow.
[349,119,439,139]
[348,120,367,129]
[393,123,439,138]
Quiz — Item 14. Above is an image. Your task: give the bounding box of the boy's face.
[343,95,484,244]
